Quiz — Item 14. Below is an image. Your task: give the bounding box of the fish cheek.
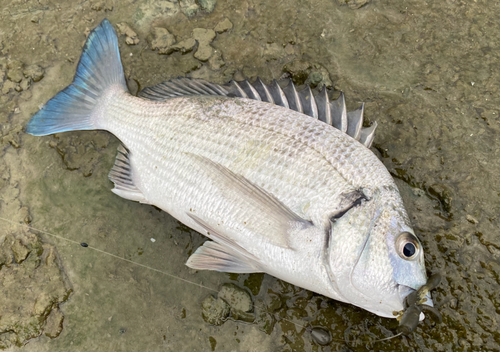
[350,225,401,312]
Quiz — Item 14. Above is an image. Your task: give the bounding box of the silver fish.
[26,19,433,320]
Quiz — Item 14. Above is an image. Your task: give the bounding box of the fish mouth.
[396,273,442,335]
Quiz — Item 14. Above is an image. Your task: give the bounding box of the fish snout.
[396,273,442,335]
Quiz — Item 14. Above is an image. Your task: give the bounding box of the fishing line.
[0,216,403,345]
[0,216,325,336]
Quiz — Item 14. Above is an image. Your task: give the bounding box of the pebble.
[151,27,176,54]
[218,283,252,312]
[310,327,332,346]
[466,214,478,224]
[214,18,233,33]
[23,64,45,82]
[198,0,217,13]
[192,28,216,44]
[169,38,196,54]
[116,23,140,45]
[7,60,24,83]
[201,295,230,326]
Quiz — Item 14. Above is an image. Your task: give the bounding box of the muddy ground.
[1,0,499,351]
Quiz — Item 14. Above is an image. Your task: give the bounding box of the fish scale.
[26,19,435,322]
[104,92,369,225]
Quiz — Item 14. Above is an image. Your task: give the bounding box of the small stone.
[31,15,39,23]
[283,60,312,85]
[151,27,176,54]
[201,295,230,326]
[11,239,29,263]
[169,38,196,54]
[466,214,478,224]
[194,44,213,62]
[20,79,31,91]
[192,28,216,44]
[218,283,252,312]
[7,60,24,82]
[2,80,16,94]
[214,18,233,33]
[412,187,426,197]
[117,23,140,45]
[23,65,45,82]
[44,307,64,338]
[179,0,199,17]
[310,327,332,346]
[198,0,217,13]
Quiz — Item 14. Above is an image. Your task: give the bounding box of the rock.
[116,23,140,45]
[192,28,216,44]
[283,60,312,85]
[198,0,217,13]
[7,60,24,83]
[466,214,478,224]
[218,283,252,312]
[214,18,233,33]
[192,28,216,61]
[1,80,16,94]
[305,67,332,88]
[169,38,196,54]
[20,78,31,91]
[412,187,426,197]
[194,44,213,62]
[23,65,44,82]
[179,0,199,17]
[44,307,64,338]
[201,295,230,326]
[151,27,176,54]
[11,238,29,263]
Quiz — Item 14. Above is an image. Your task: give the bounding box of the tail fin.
[26,19,128,136]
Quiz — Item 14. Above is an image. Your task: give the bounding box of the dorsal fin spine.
[137,77,377,148]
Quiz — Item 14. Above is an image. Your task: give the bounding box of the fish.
[26,19,436,322]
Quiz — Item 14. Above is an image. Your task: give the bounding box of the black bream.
[26,19,436,322]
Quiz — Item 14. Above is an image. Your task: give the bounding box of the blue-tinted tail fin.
[26,19,128,136]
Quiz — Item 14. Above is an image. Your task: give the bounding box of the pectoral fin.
[186,214,262,273]
[186,153,311,248]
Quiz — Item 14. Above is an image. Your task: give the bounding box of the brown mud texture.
[1,0,499,351]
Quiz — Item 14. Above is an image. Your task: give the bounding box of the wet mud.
[1,0,499,351]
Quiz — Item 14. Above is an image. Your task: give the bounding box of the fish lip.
[398,284,415,307]
[398,284,434,321]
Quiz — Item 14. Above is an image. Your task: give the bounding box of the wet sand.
[1,0,499,351]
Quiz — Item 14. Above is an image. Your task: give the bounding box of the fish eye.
[395,232,420,260]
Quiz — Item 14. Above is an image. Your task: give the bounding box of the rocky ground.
[0,0,499,351]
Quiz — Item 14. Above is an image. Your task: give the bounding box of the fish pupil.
[403,243,416,257]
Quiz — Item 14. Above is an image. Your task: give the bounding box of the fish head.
[326,187,430,318]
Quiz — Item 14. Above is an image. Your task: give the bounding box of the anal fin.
[108,144,149,203]
[186,214,262,273]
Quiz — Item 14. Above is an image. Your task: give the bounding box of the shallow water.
[1,0,500,351]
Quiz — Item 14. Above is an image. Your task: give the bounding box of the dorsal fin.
[138,77,377,147]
